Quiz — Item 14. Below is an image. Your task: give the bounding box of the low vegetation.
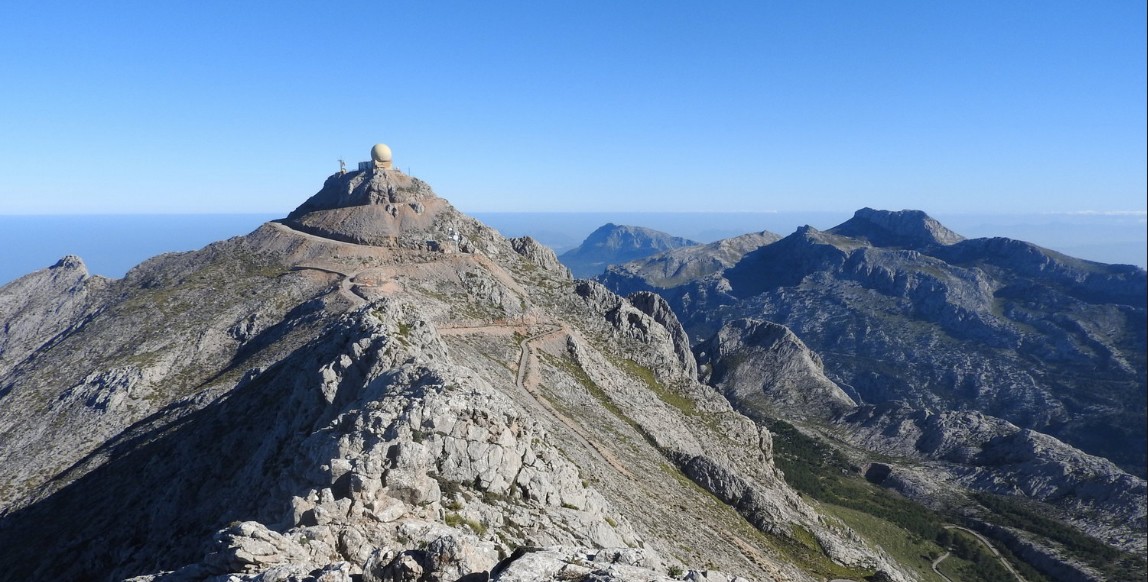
[766,418,1051,582]
[972,492,1147,581]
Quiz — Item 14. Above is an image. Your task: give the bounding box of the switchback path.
[514,324,636,479]
[931,551,954,582]
[441,322,635,480]
[941,525,1027,582]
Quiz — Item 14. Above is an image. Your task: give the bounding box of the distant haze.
[2,212,1143,286]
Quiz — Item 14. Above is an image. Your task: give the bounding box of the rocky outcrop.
[509,235,570,277]
[560,224,699,279]
[696,319,855,420]
[0,255,108,379]
[626,291,697,380]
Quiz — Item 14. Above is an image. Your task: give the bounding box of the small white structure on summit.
[357,143,393,172]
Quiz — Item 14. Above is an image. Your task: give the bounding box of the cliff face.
[0,169,913,581]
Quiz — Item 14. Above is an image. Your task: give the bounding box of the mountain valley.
[596,207,1147,581]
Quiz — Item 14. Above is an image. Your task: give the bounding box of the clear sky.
[0,1,1144,215]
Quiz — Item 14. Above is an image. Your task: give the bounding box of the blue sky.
[0,1,1144,215]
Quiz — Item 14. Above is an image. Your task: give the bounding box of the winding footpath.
[930,525,1027,582]
[930,551,954,582]
[513,324,636,479]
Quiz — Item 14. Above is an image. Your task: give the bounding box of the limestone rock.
[828,207,965,248]
[695,318,856,420]
[0,255,108,378]
[510,235,571,278]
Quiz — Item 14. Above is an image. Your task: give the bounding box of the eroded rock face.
[0,255,108,378]
[696,318,855,421]
[509,235,570,277]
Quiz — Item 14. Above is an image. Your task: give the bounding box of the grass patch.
[821,504,948,582]
[444,512,487,536]
[615,357,697,416]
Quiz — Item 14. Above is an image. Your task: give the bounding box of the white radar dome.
[371,143,393,163]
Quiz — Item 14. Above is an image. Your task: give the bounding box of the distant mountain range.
[558,223,699,278]
[595,207,1146,579]
[601,208,1146,475]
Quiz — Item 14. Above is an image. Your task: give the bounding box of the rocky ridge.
[0,166,917,581]
[601,231,782,294]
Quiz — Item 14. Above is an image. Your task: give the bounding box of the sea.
[1,212,1144,286]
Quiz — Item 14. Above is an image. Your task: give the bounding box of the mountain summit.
[828,207,965,248]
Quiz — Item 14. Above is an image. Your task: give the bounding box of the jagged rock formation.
[0,255,109,379]
[560,224,699,279]
[0,168,917,581]
[601,231,781,295]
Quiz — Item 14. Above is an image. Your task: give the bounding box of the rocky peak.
[829,207,964,248]
[287,167,436,218]
[278,168,483,250]
[722,227,853,298]
[0,254,106,378]
[51,254,88,271]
